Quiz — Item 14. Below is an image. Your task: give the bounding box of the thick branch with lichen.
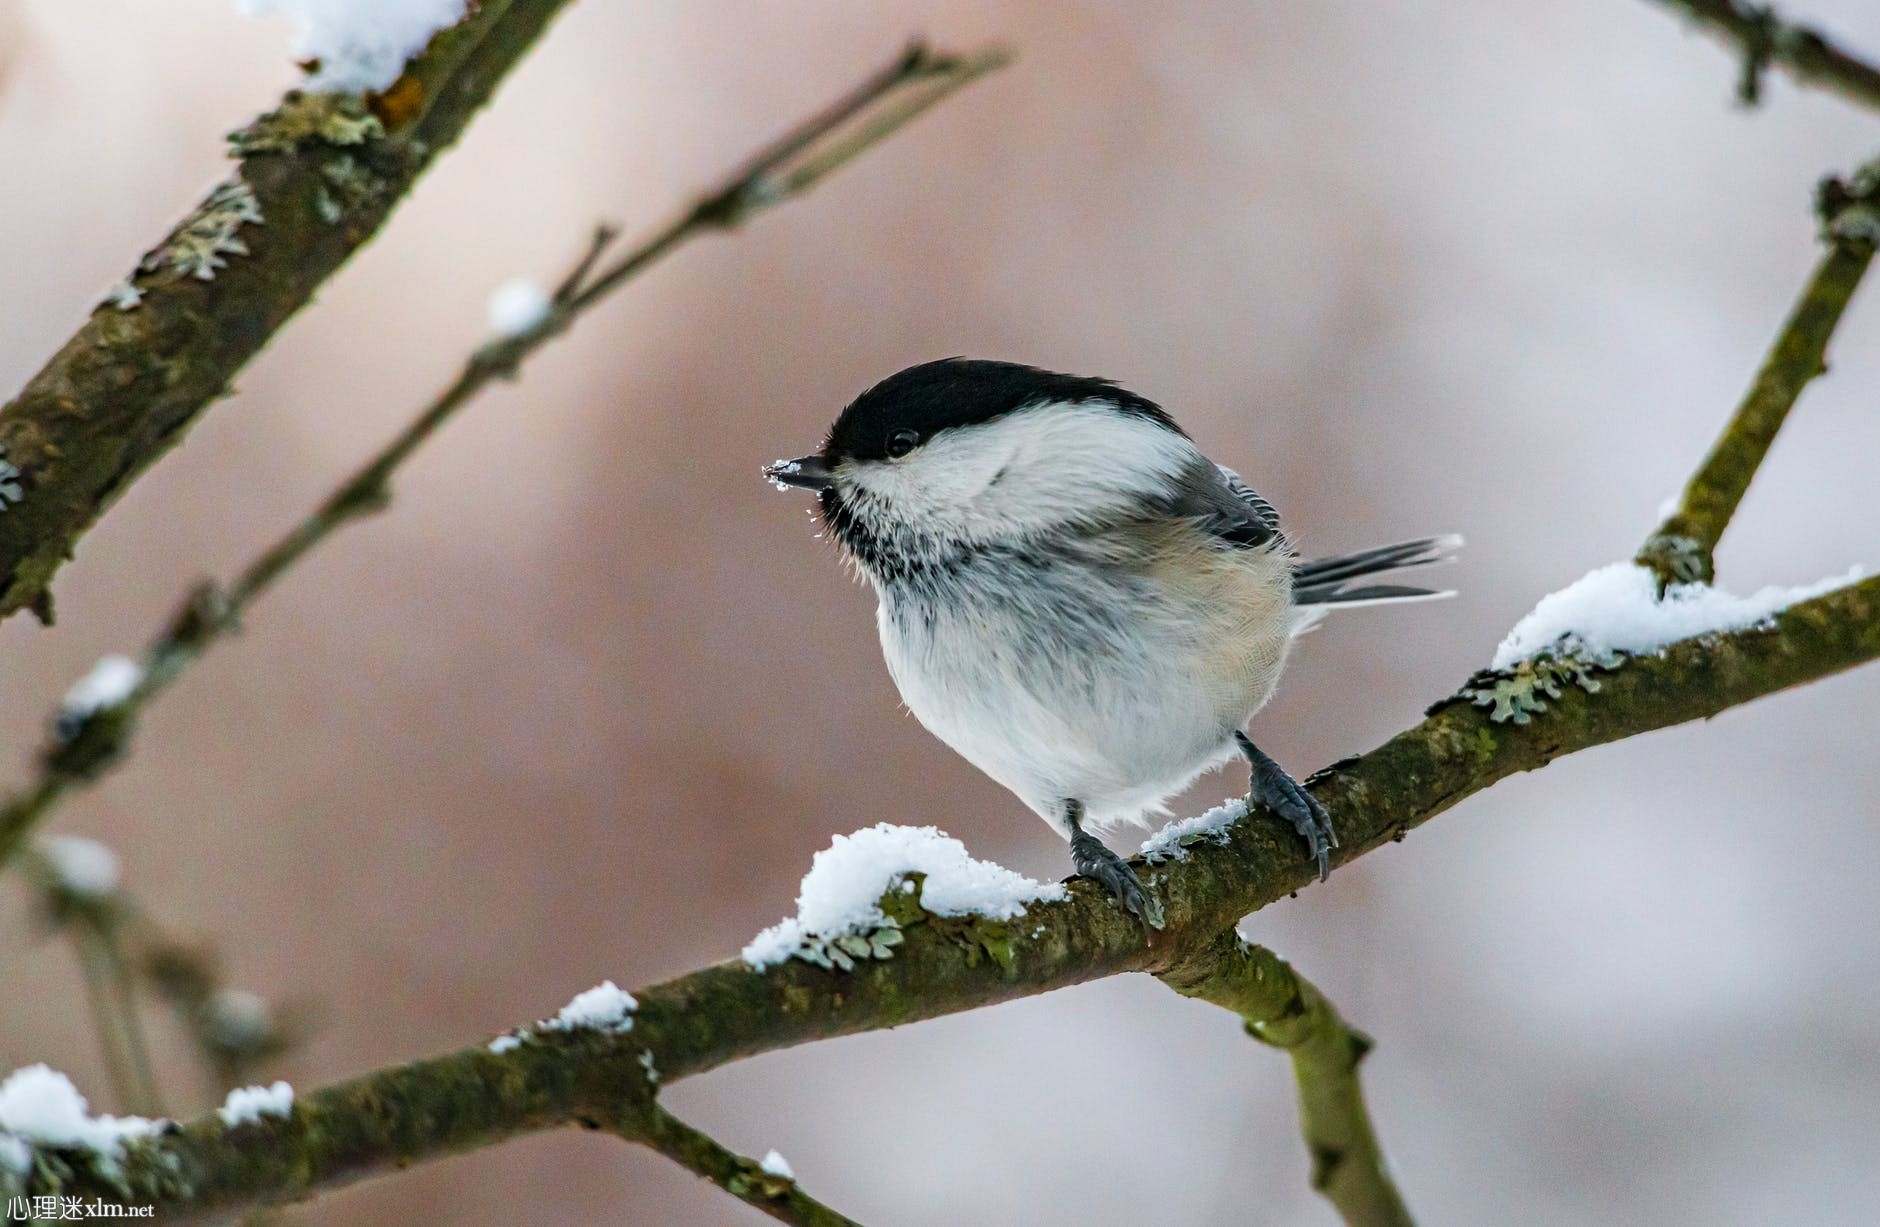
[14,570,1878,1221]
[0,0,581,625]
[1159,934,1413,1227]
[1648,0,1880,110]
[0,43,1009,868]
[1638,156,1879,585]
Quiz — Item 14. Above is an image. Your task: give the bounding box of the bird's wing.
[1166,461,1283,550]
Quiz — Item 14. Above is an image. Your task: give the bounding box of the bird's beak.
[764,454,835,493]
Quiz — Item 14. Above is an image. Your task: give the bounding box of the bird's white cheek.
[842,445,1009,527]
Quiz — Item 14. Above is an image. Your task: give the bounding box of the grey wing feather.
[1167,461,1285,550]
[1215,465,1281,538]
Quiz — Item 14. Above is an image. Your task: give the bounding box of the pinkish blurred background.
[4,1,1880,1223]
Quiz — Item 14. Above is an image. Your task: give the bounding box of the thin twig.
[18,847,163,1115]
[18,843,297,1103]
[0,42,1011,868]
[1637,154,1879,586]
[627,1104,866,1227]
[1648,0,1880,112]
[72,927,147,1116]
[563,45,1010,312]
[97,922,164,1117]
[1160,934,1414,1227]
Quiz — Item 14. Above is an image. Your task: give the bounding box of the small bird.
[766,359,1457,927]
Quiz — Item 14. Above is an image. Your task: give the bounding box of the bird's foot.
[1238,733,1337,882]
[1070,830,1165,929]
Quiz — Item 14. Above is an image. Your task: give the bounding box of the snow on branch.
[1491,562,1865,669]
[742,824,1066,970]
[238,0,470,92]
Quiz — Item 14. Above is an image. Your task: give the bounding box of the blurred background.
[3,1,1879,1222]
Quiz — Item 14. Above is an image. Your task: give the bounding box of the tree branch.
[14,568,1879,1221]
[0,42,1010,868]
[1648,0,1880,111]
[1159,934,1414,1227]
[0,0,586,625]
[1638,155,1880,585]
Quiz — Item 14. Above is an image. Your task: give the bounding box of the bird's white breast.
[875,524,1294,834]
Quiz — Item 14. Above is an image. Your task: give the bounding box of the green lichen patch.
[926,912,1020,971]
[0,449,23,511]
[1636,533,1710,585]
[1819,156,1880,247]
[893,875,1021,971]
[786,911,905,973]
[1141,827,1223,865]
[140,181,264,282]
[314,155,387,225]
[762,871,1033,974]
[101,279,144,312]
[230,92,386,157]
[725,1158,795,1201]
[1457,642,1623,724]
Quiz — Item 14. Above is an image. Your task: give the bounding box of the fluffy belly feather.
[876,539,1292,832]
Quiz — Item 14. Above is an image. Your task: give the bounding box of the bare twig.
[1648,0,1880,111]
[95,923,162,1117]
[625,1104,865,1227]
[20,847,163,1116]
[71,927,157,1116]
[18,842,298,1103]
[1160,934,1413,1227]
[0,43,1010,868]
[1637,154,1879,586]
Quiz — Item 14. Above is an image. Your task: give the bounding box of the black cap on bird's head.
[762,358,1181,491]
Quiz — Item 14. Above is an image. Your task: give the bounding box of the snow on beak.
[764,455,835,493]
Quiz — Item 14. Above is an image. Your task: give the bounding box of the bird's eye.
[885,429,919,459]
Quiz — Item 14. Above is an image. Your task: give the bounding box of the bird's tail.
[1290,534,1461,632]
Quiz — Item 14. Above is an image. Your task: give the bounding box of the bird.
[765,358,1458,927]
